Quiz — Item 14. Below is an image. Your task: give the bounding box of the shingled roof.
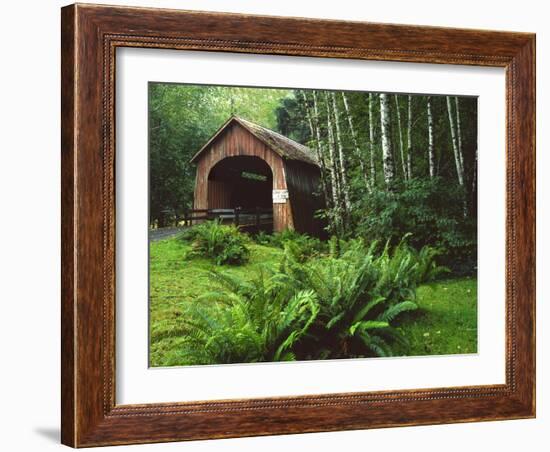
[190,116,319,166]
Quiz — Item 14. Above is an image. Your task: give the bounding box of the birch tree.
[406,95,413,179]
[368,93,376,188]
[471,146,478,214]
[379,93,396,189]
[331,92,352,212]
[454,96,465,177]
[325,92,344,234]
[394,94,407,179]
[471,147,478,195]
[446,96,465,186]
[426,96,436,179]
[301,93,315,138]
[301,90,330,208]
[341,92,369,188]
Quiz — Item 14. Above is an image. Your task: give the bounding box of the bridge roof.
[190,116,319,166]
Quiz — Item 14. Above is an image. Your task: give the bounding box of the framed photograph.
[61,3,535,447]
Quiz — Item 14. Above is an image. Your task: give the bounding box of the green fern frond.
[377,301,418,322]
[349,320,390,336]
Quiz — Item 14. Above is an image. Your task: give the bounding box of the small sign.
[272,189,289,204]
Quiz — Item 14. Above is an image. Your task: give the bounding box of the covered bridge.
[190,116,324,236]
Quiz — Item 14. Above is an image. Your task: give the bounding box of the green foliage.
[278,91,478,274]
[149,83,291,226]
[149,83,478,273]
[148,82,480,365]
[354,178,476,274]
[253,229,302,247]
[149,239,286,366]
[172,236,446,363]
[276,95,310,143]
[392,277,478,356]
[169,270,319,365]
[281,238,445,359]
[180,220,250,266]
[149,236,476,366]
[252,230,273,246]
[253,229,326,263]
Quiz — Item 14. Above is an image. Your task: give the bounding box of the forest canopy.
[149,83,477,273]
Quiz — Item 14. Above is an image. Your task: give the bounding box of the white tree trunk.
[471,146,478,200]
[454,96,465,176]
[311,91,325,157]
[303,96,315,138]
[304,91,330,207]
[394,94,407,179]
[446,96,465,186]
[427,96,436,179]
[331,92,352,212]
[406,95,413,179]
[368,93,376,188]
[325,93,343,221]
[341,92,369,188]
[379,93,396,188]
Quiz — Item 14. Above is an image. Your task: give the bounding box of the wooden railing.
[183,207,273,229]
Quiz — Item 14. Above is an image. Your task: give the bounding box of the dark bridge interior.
[207,156,273,210]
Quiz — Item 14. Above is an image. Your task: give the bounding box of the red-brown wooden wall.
[194,122,293,232]
[193,121,323,235]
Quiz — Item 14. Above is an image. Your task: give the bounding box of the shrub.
[173,237,446,364]
[253,230,272,246]
[282,238,446,359]
[171,270,319,365]
[254,229,325,262]
[354,177,476,275]
[372,237,448,303]
[179,220,250,265]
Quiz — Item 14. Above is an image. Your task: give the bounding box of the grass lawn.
[149,236,477,367]
[392,277,477,357]
[149,237,285,366]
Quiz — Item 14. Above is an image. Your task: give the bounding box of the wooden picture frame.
[61,3,535,447]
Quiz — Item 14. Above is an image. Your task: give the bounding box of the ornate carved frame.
[61,3,535,447]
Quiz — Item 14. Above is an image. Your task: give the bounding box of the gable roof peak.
[190,116,319,166]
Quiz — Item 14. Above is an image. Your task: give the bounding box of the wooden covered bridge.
[190,116,324,236]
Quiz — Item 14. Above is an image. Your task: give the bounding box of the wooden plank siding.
[284,160,325,237]
[193,122,293,232]
[207,180,231,209]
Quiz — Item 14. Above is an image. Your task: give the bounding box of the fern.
[175,234,445,364]
[377,301,418,323]
[180,220,250,265]
[280,237,443,359]
[177,268,318,365]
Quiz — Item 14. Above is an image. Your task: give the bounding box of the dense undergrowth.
[150,222,462,366]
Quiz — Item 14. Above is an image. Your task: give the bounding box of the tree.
[454,96,465,176]
[149,83,289,226]
[302,90,331,213]
[330,92,352,212]
[394,94,407,179]
[379,93,396,189]
[406,95,413,179]
[325,92,344,235]
[341,92,369,187]
[149,82,479,274]
[368,93,376,188]
[426,96,436,179]
[446,96,465,186]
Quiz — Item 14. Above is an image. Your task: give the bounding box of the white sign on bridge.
[272,189,289,204]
